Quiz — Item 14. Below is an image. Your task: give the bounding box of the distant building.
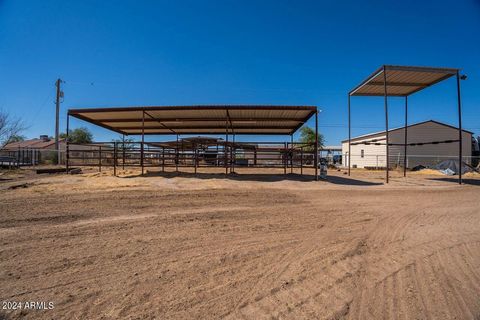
[1,135,65,151]
[1,135,98,166]
[342,120,473,169]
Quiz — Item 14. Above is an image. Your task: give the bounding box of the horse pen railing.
[0,148,66,167]
[66,141,318,177]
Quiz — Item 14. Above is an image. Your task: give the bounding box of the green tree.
[60,127,93,144]
[299,126,324,151]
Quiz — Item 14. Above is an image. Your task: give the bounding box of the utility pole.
[55,78,64,165]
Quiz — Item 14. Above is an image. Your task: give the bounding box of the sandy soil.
[0,167,479,319]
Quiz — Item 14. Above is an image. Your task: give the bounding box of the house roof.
[342,120,473,143]
[68,105,317,136]
[2,138,65,150]
[349,65,459,97]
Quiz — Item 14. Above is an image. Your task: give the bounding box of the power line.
[31,91,53,123]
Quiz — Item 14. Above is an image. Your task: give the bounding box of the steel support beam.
[176,134,179,172]
[113,142,117,176]
[194,143,198,174]
[225,121,228,175]
[456,71,463,185]
[122,134,125,170]
[162,146,165,172]
[348,95,351,176]
[290,134,293,174]
[300,147,303,175]
[383,66,389,183]
[98,146,102,172]
[314,110,318,181]
[404,96,408,177]
[232,133,235,173]
[141,111,145,175]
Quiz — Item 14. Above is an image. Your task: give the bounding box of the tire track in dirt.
[228,239,366,319]
[352,241,480,319]
[1,174,479,319]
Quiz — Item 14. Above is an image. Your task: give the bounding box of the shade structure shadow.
[428,177,480,186]
[122,170,383,185]
[323,175,383,186]
[126,170,313,182]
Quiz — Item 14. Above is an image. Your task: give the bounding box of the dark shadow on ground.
[428,177,480,186]
[324,175,383,186]
[122,170,383,186]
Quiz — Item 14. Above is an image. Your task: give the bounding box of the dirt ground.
[0,167,479,319]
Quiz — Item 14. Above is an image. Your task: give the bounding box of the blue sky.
[1,0,479,145]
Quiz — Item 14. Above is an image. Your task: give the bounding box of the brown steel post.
[314,110,319,181]
[225,124,228,175]
[66,113,70,172]
[99,146,102,172]
[225,135,228,175]
[162,146,165,172]
[113,142,117,176]
[404,96,408,177]
[182,137,185,166]
[284,142,287,175]
[348,95,351,176]
[290,134,293,174]
[174,135,178,172]
[300,146,303,175]
[456,71,463,185]
[122,134,125,170]
[194,143,198,174]
[254,148,257,165]
[141,111,145,175]
[383,66,389,183]
[231,133,235,173]
[177,137,181,170]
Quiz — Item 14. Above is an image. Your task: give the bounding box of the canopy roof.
[68,105,317,135]
[349,65,459,97]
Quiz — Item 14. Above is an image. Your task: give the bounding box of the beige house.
[342,120,473,169]
[1,135,66,151]
[1,135,99,165]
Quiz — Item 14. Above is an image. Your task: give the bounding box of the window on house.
[361,149,364,158]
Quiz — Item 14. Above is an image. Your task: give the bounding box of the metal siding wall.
[343,122,473,169]
[389,122,472,167]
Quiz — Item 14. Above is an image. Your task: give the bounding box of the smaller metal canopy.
[347,65,463,184]
[350,65,459,97]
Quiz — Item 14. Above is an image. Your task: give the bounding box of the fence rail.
[0,148,66,167]
[65,141,320,176]
[3,144,478,175]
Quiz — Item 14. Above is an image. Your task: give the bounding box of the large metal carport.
[66,105,321,180]
[347,65,464,184]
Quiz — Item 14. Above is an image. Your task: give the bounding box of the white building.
[342,120,473,169]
